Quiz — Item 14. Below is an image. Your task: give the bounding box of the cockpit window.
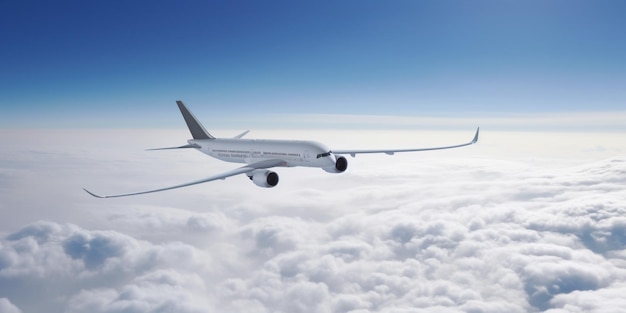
[316,151,332,159]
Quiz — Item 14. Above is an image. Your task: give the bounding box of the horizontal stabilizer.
[146,143,200,151]
[233,130,250,139]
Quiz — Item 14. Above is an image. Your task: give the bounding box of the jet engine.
[323,156,348,173]
[248,169,279,188]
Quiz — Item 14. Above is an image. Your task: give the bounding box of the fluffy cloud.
[0,221,220,313]
[0,298,21,313]
[1,130,626,312]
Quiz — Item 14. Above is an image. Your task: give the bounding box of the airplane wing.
[83,159,287,198]
[333,127,479,157]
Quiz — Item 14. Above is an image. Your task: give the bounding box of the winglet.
[176,101,215,139]
[472,127,480,144]
[83,188,106,198]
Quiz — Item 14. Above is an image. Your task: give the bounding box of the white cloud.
[0,221,222,313]
[0,298,21,313]
[65,270,210,313]
[547,283,626,313]
[1,129,626,312]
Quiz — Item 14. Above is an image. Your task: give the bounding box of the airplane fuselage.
[190,138,337,169]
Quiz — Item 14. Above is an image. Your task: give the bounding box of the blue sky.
[1,0,625,128]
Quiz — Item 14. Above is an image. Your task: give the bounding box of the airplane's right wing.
[83,159,287,198]
[333,127,479,157]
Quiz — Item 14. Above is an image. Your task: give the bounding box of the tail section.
[176,101,215,139]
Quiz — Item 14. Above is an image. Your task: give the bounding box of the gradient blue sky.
[1,0,625,128]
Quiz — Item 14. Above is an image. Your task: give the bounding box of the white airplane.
[84,101,479,198]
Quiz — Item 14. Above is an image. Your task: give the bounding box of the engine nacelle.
[323,156,348,173]
[249,169,279,188]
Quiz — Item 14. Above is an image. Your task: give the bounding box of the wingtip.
[83,188,106,198]
[472,127,480,144]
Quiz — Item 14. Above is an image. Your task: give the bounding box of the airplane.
[84,101,479,198]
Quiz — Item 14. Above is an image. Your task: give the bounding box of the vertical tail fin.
[176,101,215,139]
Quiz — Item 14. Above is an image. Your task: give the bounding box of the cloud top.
[1,127,625,313]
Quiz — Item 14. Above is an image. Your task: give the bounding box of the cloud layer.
[2,129,626,313]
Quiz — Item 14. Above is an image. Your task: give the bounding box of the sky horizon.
[1,1,625,129]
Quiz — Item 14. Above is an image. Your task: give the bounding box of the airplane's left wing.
[333,127,479,157]
[83,159,287,198]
